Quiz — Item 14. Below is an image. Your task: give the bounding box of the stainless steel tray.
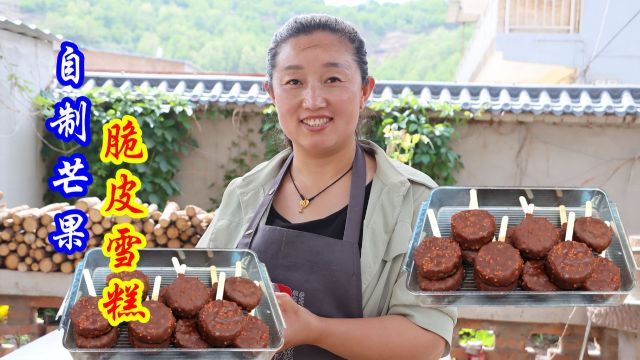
[403,187,637,307]
[58,248,285,359]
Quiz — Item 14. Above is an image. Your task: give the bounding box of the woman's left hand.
[275,292,321,350]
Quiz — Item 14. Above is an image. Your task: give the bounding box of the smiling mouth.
[301,117,332,127]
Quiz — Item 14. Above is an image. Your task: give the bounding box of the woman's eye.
[285,79,301,86]
[326,77,342,83]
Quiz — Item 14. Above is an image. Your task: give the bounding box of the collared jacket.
[196,141,457,353]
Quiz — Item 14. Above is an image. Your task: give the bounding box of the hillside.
[15,0,466,81]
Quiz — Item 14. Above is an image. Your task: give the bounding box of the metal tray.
[403,187,637,307]
[58,248,285,359]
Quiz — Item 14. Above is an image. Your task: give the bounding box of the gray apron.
[237,145,366,360]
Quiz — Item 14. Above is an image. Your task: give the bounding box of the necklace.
[289,163,354,213]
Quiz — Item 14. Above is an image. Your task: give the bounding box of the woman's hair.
[265,14,376,156]
[266,14,369,87]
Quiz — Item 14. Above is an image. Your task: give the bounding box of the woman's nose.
[302,84,327,110]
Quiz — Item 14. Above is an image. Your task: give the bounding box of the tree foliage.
[18,0,464,81]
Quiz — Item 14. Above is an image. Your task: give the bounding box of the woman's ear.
[264,81,276,102]
[361,76,375,110]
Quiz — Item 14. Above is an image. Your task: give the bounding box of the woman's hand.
[275,292,321,350]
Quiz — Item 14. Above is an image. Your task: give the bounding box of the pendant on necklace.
[298,199,310,213]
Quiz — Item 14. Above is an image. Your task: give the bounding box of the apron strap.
[237,153,293,249]
[342,144,366,244]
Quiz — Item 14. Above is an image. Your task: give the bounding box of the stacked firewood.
[0,192,214,274]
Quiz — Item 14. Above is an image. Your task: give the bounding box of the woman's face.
[267,31,375,156]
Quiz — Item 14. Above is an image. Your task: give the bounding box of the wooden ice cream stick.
[210,265,218,285]
[171,257,183,275]
[524,189,534,200]
[215,271,226,301]
[519,196,529,214]
[426,209,441,238]
[528,203,535,215]
[555,189,563,198]
[585,201,592,217]
[600,249,607,258]
[235,261,242,277]
[181,264,187,274]
[249,280,260,316]
[151,276,161,301]
[605,221,611,228]
[82,269,97,297]
[559,205,567,225]
[468,189,479,210]
[565,212,576,241]
[497,216,509,242]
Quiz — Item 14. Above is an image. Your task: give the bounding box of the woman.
[197,14,456,359]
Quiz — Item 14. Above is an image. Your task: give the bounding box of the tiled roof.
[0,16,62,42]
[55,72,640,117]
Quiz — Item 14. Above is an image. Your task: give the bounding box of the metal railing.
[504,0,579,33]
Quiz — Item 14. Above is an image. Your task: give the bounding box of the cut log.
[167,239,182,249]
[175,217,190,231]
[32,248,45,261]
[170,209,180,222]
[60,261,74,274]
[34,238,45,248]
[12,208,39,226]
[40,202,70,213]
[22,215,39,233]
[30,262,39,272]
[24,232,36,244]
[36,226,48,239]
[40,210,59,226]
[115,215,132,224]
[3,218,14,228]
[0,243,10,256]
[155,234,168,246]
[91,223,104,236]
[183,243,195,248]
[143,219,155,234]
[166,226,179,239]
[24,256,33,265]
[45,244,54,252]
[185,227,195,237]
[159,202,179,228]
[4,253,20,270]
[100,216,113,229]
[17,262,28,272]
[39,257,56,273]
[46,223,56,233]
[0,228,14,241]
[8,242,17,251]
[75,197,101,212]
[153,224,164,236]
[88,203,103,223]
[133,221,143,233]
[151,210,162,222]
[179,232,190,241]
[16,243,28,257]
[52,252,66,265]
[15,232,25,243]
[185,205,204,218]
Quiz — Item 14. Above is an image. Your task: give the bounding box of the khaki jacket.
[196,141,457,353]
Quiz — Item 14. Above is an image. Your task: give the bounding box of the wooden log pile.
[0,191,214,274]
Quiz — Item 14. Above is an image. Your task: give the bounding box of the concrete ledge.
[0,270,72,297]
[458,306,589,325]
